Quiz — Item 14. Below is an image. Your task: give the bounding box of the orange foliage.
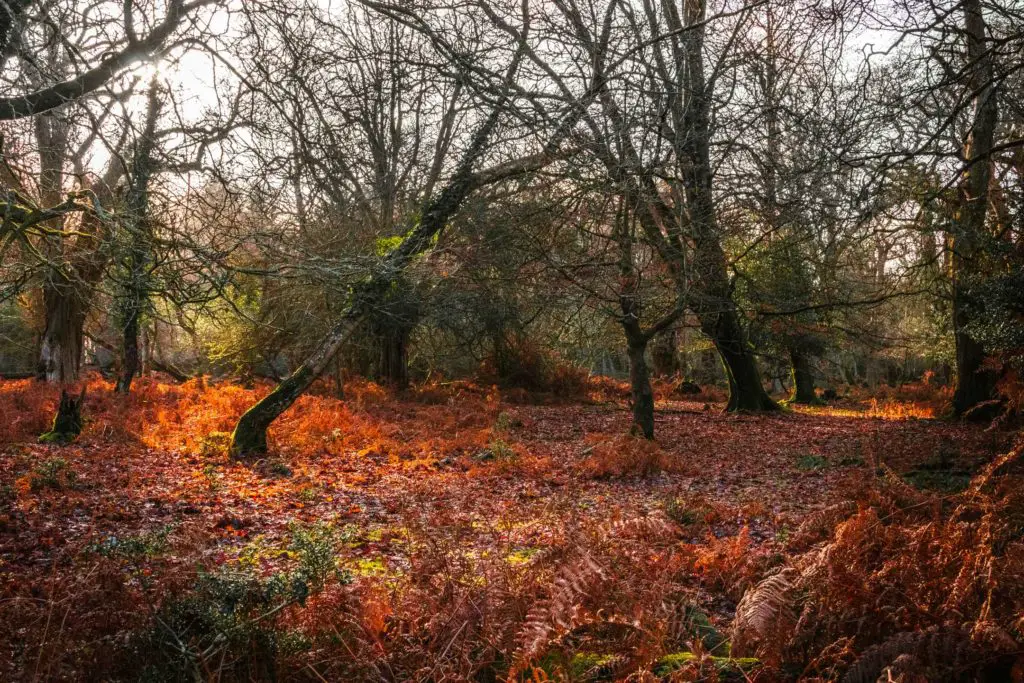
[578,433,691,479]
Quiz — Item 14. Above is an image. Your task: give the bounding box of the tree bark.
[705,311,777,411]
[650,328,679,377]
[678,0,778,413]
[38,279,87,384]
[39,387,86,443]
[379,328,410,389]
[613,199,677,439]
[116,309,142,393]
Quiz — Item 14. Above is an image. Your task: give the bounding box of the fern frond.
[841,626,978,683]
[509,551,608,676]
[790,501,858,549]
[730,568,802,661]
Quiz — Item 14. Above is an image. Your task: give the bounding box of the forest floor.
[0,375,1018,681]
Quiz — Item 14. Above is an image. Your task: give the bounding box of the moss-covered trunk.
[231,366,316,456]
[39,388,85,443]
[116,305,141,393]
[228,86,529,458]
[115,82,160,395]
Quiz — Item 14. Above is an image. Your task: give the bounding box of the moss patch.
[903,469,971,493]
[653,652,760,679]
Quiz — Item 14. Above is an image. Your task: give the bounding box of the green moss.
[506,547,540,566]
[38,430,76,444]
[903,469,971,493]
[795,454,828,471]
[653,652,760,678]
[561,651,614,679]
[653,651,697,674]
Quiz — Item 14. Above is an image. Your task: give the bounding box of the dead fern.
[510,551,610,676]
[789,501,858,549]
[730,567,802,663]
[841,626,979,683]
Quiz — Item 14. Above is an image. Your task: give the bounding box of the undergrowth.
[0,375,1019,680]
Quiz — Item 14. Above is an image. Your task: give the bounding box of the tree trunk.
[679,0,778,414]
[706,312,778,411]
[116,307,141,393]
[333,356,345,400]
[650,328,679,377]
[952,0,998,416]
[952,321,995,416]
[788,346,819,404]
[116,80,160,395]
[231,317,356,457]
[39,387,85,443]
[379,327,410,389]
[38,279,86,384]
[626,337,655,439]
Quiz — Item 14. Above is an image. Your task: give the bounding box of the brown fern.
[841,626,980,683]
[730,567,802,662]
[789,501,858,549]
[509,551,609,676]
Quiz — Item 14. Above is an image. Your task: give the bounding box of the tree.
[950,0,1000,415]
[114,80,163,393]
[227,6,580,454]
[470,0,778,414]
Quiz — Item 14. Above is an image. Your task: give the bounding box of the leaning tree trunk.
[951,0,999,417]
[689,225,777,412]
[230,98,512,458]
[226,44,584,457]
[788,346,819,404]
